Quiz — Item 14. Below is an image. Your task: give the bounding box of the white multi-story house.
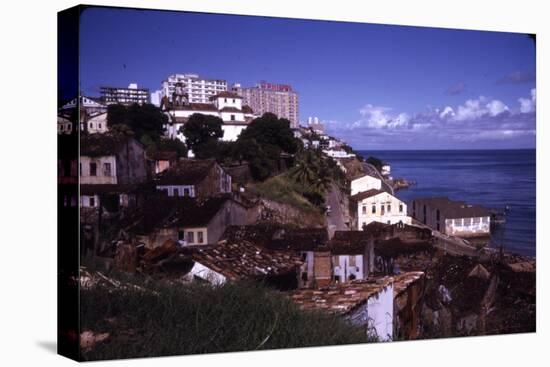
[163,92,257,142]
[350,174,382,195]
[410,197,490,237]
[161,73,227,104]
[81,112,108,134]
[352,189,411,229]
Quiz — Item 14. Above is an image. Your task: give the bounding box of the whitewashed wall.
[357,192,411,228]
[348,283,394,341]
[80,156,117,184]
[351,175,382,195]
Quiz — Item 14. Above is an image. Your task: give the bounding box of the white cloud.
[519,88,536,113]
[439,106,455,119]
[486,100,509,116]
[453,96,509,121]
[356,104,409,129]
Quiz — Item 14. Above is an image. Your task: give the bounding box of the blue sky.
[79,7,536,150]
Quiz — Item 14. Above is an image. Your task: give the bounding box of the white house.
[82,112,108,134]
[322,149,355,159]
[291,277,395,341]
[57,116,73,135]
[351,174,382,196]
[410,197,490,237]
[163,91,257,142]
[352,189,411,229]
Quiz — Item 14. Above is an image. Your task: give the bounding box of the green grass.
[248,173,320,213]
[80,275,374,360]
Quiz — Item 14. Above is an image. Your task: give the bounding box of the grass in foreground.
[80,277,374,360]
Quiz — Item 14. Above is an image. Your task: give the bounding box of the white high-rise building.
[161,74,227,104]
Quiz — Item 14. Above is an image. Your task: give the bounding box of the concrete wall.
[116,139,148,185]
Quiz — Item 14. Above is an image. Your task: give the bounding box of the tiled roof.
[154,159,217,185]
[241,105,254,114]
[412,197,489,219]
[182,240,302,280]
[374,238,434,258]
[148,150,178,161]
[392,271,425,297]
[209,91,242,100]
[290,277,394,315]
[171,103,218,112]
[350,189,386,202]
[219,107,243,113]
[222,225,328,251]
[123,195,234,234]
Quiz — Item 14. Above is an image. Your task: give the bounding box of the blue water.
[357,150,536,257]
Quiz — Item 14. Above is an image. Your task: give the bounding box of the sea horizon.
[355,148,536,152]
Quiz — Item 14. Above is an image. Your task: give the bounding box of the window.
[103,162,112,176]
[89,196,95,207]
[197,231,204,244]
[232,98,236,103]
[89,122,93,129]
[230,114,235,121]
[98,123,102,129]
[90,162,97,176]
[372,205,376,214]
[387,204,391,213]
[399,204,403,213]
[178,230,184,241]
[381,205,385,215]
[187,231,194,243]
[173,188,179,197]
[362,205,366,214]
[224,98,227,102]
[183,188,190,196]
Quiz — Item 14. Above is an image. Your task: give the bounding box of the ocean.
[357,150,536,257]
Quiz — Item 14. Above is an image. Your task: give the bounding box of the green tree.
[239,113,298,154]
[106,103,167,142]
[366,156,384,172]
[180,113,224,154]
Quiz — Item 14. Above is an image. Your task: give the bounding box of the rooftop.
[182,240,302,280]
[209,91,242,100]
[350,189,386,202]
[123,195,235,234]
[222,224,328,251]
[290,277,394,315]
[412,197,489,219]
[154,159,219,185]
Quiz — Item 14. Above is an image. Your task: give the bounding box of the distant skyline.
[79,6,536,150]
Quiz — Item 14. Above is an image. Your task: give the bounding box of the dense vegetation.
[181,112,300,181]
[366,156,384,172]
[80,273,374,360]
[106,103,187,157]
